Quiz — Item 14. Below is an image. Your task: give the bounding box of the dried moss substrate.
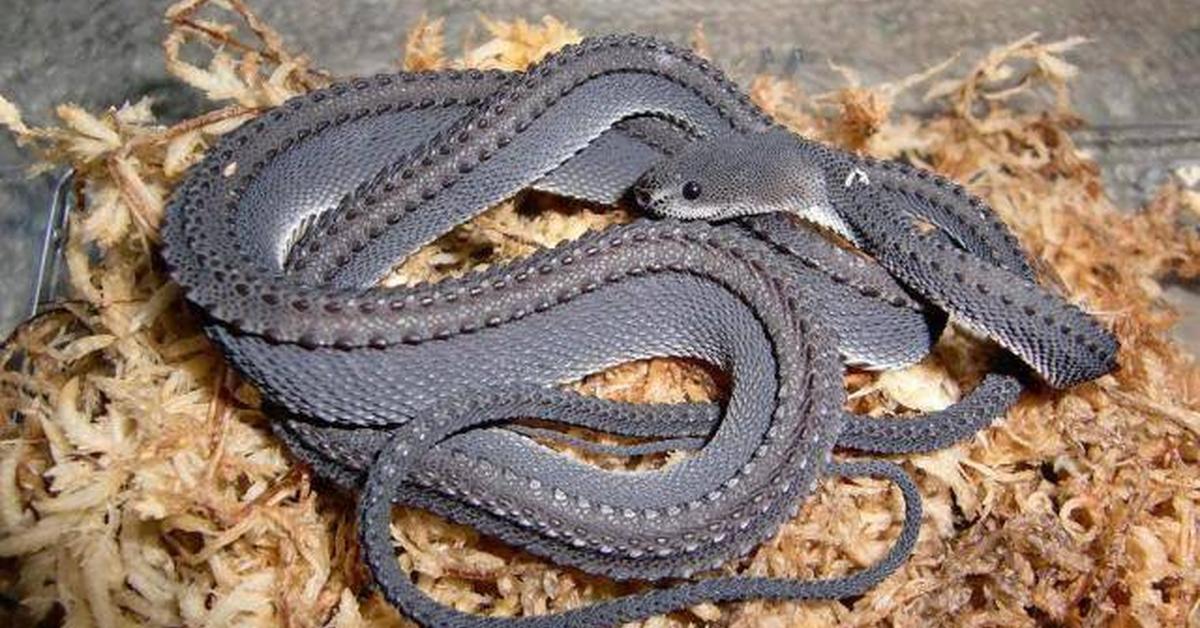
[2,1,1199,626]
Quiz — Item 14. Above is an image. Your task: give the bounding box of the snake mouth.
[631,183,667,215]
[633,187,654,210]
[631,166,677,215]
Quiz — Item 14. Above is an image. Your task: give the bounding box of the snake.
[160,34,1119,626]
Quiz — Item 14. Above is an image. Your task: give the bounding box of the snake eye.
[681,181,702,200]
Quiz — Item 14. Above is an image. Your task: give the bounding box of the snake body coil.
[162,34,1117,626]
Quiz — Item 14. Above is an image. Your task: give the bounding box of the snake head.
[633,130,843,232]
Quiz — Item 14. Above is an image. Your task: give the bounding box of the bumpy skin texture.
[160,34,1115,626]
[636,130,1119,388]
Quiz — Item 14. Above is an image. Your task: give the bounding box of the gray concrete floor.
[1,0,1197,347]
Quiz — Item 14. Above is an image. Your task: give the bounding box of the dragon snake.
[161,34,1118,626]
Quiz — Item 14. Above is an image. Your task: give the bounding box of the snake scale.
[161,34,1119,626]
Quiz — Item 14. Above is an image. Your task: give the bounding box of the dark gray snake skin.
[160,35,1118,626]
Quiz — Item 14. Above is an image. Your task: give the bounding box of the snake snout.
[634,187,653,209]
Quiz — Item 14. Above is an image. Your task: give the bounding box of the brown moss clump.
[1,1,1197,626]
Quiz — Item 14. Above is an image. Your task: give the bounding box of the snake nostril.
[634,189,652,208]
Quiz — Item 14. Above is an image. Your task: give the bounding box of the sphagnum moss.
[1,2,1197,626]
